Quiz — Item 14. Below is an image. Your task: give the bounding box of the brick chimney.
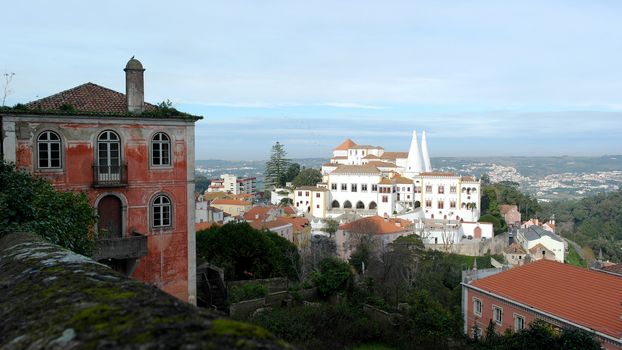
[124,57,145,114]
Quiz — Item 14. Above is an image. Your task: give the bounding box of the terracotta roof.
[273,217,309,232]
[211,199,251,206]
[350,145,383,150]
[461,176,477,182]
[468,260,622,340]
[499,204,519,214]
[331,156,348,160]
[528,243,555,255]
[331,165,380,175]
[420,172,456,177]
[392,175,413,184]
[366,161,397,168]
[380,152,408,159]
[340,215,412,235]
[378,177,394,185]
[249,220,292,231]
[363,154,379,159]
[322,163,338,167]
[24,82,157,114]
[334,139,357,151]
[283,206,296,215]
[504,242,527,254]
[243,206,277,221]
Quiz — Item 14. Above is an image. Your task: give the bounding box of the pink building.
[462,260,622,349]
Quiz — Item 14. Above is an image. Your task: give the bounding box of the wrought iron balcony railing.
[92,163,128,187]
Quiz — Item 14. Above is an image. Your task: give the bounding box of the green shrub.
[228,283,268,304]
[311,258,353,298]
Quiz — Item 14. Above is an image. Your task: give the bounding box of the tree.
[196,222,299,280]
[292,168,323,187]
[0,161,97,256]
[264,142,290,189]
[283,163,301,185]
[311,257,353,298]
[2,72,15,106]
[279,197,293,206]
[322,218,340,238]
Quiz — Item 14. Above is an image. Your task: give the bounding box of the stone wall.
[0,233,290,349]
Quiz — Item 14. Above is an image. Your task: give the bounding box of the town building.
[298,131,481,221]
[462,260,622,349]
[210,198,252,216]
[515,226,566,263]
[499,204,521,227]
[207,173,257,197]
[0,58,201,304]
[335,215,414,260]
[195,200,224,224]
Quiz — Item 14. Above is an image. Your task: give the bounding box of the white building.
[207,174,257,196]
[293,130,481,222]
[516,226,566,263]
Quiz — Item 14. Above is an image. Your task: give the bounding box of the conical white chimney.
[421,130,432,172]
[406,130,424,175]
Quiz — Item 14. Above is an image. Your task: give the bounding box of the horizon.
[3,1,622,159]
[197,154,622,162]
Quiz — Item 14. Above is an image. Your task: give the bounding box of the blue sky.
[2,0,622,160]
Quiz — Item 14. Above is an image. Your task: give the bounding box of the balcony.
[93,232,148,261]
[93,163,128,188]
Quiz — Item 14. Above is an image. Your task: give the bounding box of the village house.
[515,226,566,263]
[0,58,201,304]
[335,215,414,260]
[462,260,622,350]
[210,198,252,216]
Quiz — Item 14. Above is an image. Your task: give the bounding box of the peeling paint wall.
[4,115,195,303]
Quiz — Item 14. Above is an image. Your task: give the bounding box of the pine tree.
[264,141,290,189]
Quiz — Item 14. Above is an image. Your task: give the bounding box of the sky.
[2,0,622,160]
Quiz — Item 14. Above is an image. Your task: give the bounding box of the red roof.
[211,199,251,206]
[600,263,622,276]
[469,260,622,339]
[24,82,156,114]
[334,138,357,150]
[340,215,412,235]
[195,222,219,231]
[274,217,309,232]
[243,206,276,221]
[283,206,296,215]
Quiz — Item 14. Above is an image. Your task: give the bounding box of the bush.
[311,258,354,298]
[0,161,96,255]
[228,283,268,304]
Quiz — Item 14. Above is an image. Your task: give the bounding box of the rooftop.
[4,82,201,121]
[211,199,251,206]
[340,215,412,235]
[520,226,563,243]
[334,139,357,151]
[331,165,381,175]
[468,260,622,340]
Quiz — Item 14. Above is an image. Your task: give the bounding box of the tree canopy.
[0,161,97,256]
[264,142,291,189]
[292,168,323,187]
[196,222,299,280]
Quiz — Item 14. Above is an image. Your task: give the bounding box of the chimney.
[124,57,145,113]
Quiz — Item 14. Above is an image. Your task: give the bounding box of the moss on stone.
[210,319,274,340]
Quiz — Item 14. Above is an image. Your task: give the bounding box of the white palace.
[288,130,481,222]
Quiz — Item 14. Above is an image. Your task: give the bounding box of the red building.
[0,58,201,304]
[462,260,622,349]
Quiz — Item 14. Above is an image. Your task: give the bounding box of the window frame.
[493,305,503,325]
[514,313,525,331]
[36,130,63,170]
[151,194,173,229]
[150,132,172,168]
[473,298,482,316]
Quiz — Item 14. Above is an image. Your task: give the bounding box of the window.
[298,191,302,196]
[426,185,432,193]
[37,131,62,169]
[473,298,482,316]
[382,195,388,203]
[414,186,421,193]
[361,184,368,191]
[97,131,121,181]
[351,184,357,192]
[331,183,337,190]
[514,314,525,331]
[316,204,320,209]
[425,200,432,208]
[341,183,347,191]
[305,191,309,196]
[438,201,444,209]
[152,195,172,228]
[371,184,378,192]
[316,193,320,198]
[438,186,445,194]
[450,201,456,209]
[493,306,503,325]
[450,186,457,194]
[151,132,171,166]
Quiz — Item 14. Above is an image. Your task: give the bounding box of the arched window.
[151,132,171,166]
[152,194,172,228]
[343,200,352,209]
[356,201,365,209]
[37,131,62,168]
[414,200,421,208]
[331,200,340,208]
[97,131,121,181]
[369,201,377,210]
